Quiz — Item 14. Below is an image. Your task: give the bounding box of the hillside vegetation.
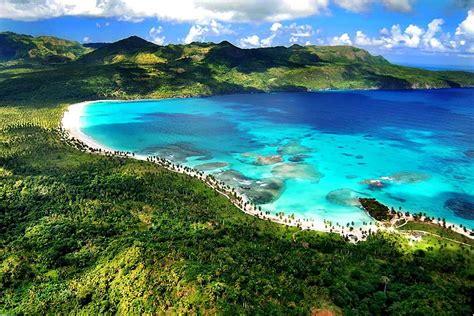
[1,32,473,314]
[1,32,473,102]
[0,32,91,64]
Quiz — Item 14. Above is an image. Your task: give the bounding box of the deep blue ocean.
[80,89,474,227]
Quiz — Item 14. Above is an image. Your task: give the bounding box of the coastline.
[62,100,116,152]
[61,99,473,242]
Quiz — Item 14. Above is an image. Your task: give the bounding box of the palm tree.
[381,275,390,295]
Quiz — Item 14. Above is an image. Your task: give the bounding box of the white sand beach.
[62,101,116,153]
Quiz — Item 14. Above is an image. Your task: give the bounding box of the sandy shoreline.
[62,100,116,153]
[61,100,473,242]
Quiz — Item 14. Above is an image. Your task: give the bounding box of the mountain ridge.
[0,32,473,101]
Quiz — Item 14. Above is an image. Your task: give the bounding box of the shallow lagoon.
[80,89,474,227]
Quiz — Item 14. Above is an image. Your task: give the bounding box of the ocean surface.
[80,89,474,227]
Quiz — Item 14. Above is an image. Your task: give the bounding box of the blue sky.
[1,0,473,69]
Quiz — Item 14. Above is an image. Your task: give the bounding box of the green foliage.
[0,32,90,64]
[359,198,392,221]
[0,103,473,314]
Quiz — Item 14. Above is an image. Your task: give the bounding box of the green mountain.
[77,36,158,64]
[1,33,473,101]
[0,32,91,64]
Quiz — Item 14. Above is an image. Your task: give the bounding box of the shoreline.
[61,100,473,242]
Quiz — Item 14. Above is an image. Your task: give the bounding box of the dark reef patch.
[444,194,474,220]
[214,170,284,204]
[289,155,306,162]
[139,142,209,164]
[326,188,361,207]
[195,162,229,171]
[464,149,474,158]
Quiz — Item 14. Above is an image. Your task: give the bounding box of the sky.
[1,0,474,69]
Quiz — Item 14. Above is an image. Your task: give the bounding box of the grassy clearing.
[399,221,474,246]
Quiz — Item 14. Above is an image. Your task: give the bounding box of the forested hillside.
[1,32,474,102]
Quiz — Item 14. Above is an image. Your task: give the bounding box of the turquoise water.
[80,90,474,227]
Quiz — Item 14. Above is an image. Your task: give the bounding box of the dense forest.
[0,32,473,314]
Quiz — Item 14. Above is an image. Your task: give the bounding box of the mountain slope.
[77,36,158,64]
[0,32,91,64]
[0,33,473,101]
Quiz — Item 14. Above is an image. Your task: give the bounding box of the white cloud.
[0,0,330,22]
[96,21,111,28]
[288,23,314,37]
[270,22,283,32]
[83,36,90,42]
[456,9,474,39]
[367,19,445,51]
[117,15,144,23]
[423,18,444,45]
[330,33,352,45]
[149,26,165,45]
[428,38,446,51]
[261,33,277,47]
[352,16,470,54]
[264,22,316,46]
[239,35,260,47]
[335,0,413,13]
[404,24,423,48]
[184,19,233,44]
[354,30,384,46]
[184,24,207,44]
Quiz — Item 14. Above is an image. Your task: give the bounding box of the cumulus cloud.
[455,9,474,54]
[335,0,414,13]
[289,23,315,37]
[404,24,424,48]
[423,18,444,45]
[239,35,260,47]
[149,26,165,45]
[239,22,317,47]
[83,36,90,42]
[0,0,330,22]
[270,22,283,32]
[0,0,421,22]
[184,19,233,44]
[352,17,466,53]
[330,33,352,45]
[456,9,474,38]
[354,30,384,46]
[261,33,277,47]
